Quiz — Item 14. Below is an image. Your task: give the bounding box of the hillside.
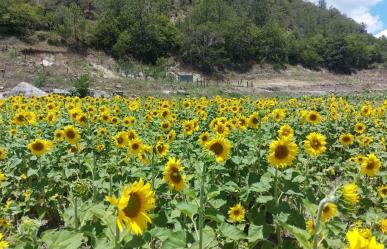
[1,0,387,79]
[1,37,387,98]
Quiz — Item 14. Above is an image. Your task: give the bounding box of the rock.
[161,90,172,94]
[115,84,122,89]
[177,89,189,95]
[50,88,71,95]
[42,59,53,67]
[90,89,112,98]
[0,91,9,99]
[9,82,47,97]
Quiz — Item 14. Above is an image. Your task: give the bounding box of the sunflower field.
[0,95,386,249]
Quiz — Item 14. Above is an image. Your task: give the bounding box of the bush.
[33,71,49,88]
[72,74,90,98]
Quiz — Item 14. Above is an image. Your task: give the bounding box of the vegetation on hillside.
[1,0,387,75]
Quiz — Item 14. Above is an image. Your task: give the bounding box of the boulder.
[9,82,47,97]
[90,89,112,98]
[50,88,71,95]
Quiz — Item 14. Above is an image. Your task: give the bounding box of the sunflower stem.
[273,168,282,248]
[313,197,335,249]
[114,222,120,249]
[92,151,97,202]
[74,197,79,231]
[198,162,207,249]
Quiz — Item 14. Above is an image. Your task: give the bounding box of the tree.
[318,0,327,9]
[54,3,89,50]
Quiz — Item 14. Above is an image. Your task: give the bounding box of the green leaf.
[161,231,186,249]
[276,221,311,249]
[219,224,246,241]
[256,195,273,203]
[248,224,263,243]
[41,230,85,249]
[176,201,198,217]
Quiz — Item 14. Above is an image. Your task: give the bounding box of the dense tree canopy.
[0,0,386,74]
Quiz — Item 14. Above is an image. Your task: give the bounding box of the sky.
[308,0,387,37]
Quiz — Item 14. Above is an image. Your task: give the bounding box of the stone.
[9,82,47,97]
[50,88,71,95]
[90,89,112,98]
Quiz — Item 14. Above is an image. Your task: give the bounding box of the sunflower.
[0,148,6,160]
[0,232,9,249]
[339,133,354,146]
[182,120,194,136]
[105,179,155,235]
[128,139,143,156]
[155,142,169,158]
[377,185,387,198]
[163,157,186,192]
[113,131,129,149]
[213,123,230,137]
[198,132,210,147]
[306,111,321,125]
[320,202,338,222]
[278,124,294,139]
[167,130,176,143]
[268,137,298,168]
[361,153,381,177]
[63,125,81,144]
[248,112,260,129]
[206,136,232,163]
[228,203,245,222]
[0,171,6,182]
[380,219,387,234]
[304,132,327,157]
[160,121,171,132]
[358,135,373,147]
[346,228,384,249]
[27,139,53,156]
[127,130,138,141]
[354,123,366,134]
[342,183,360,206]
[305,219,315,234]
[97,127,108,137]
[54,129,64,141]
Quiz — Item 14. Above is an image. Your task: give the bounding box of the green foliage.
[0,0,385,74]
[72,74,90,98]
[33,70,49,88]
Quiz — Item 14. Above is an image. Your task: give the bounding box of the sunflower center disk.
[66,130,76,139]
[170,168,182,183]
[274,145,289,159]
[32,142,44,151]
[210,143,224,156]
[311,139,321,149]
[123,194,141,218]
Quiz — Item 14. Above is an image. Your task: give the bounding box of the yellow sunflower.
[206,136,232,163]
[63,125,81,144]
[163,157,186,192]
[198,132,210,147]
[248,112,260,129]
[54,129,64,141]
[304,132,327,157]
[268,137,298,168]
[113,131,129,149]
[128,138,143,156]
[0,232,9,249]
[278,124,294,139]
[380,219,387,234]
[342,183,360,206]
[377,185,387,198]
[228,203,245,222]
[339,133,354,146]
[306,111,321,125]
[27,139,53,156]
[360,153,381,177]
[0,148,6,160]
[167,130,176,143]
[213,123,230,137]
[155,142,169,158]
[354,123,366,134]
[306,219,315,234]
[320,202,338,222]
[105,179,155,235]
[346,228,384,249]
[0,171,6,182]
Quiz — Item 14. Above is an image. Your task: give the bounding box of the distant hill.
[1,0,387,76]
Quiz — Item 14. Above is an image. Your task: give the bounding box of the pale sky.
[307,0,387,37]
